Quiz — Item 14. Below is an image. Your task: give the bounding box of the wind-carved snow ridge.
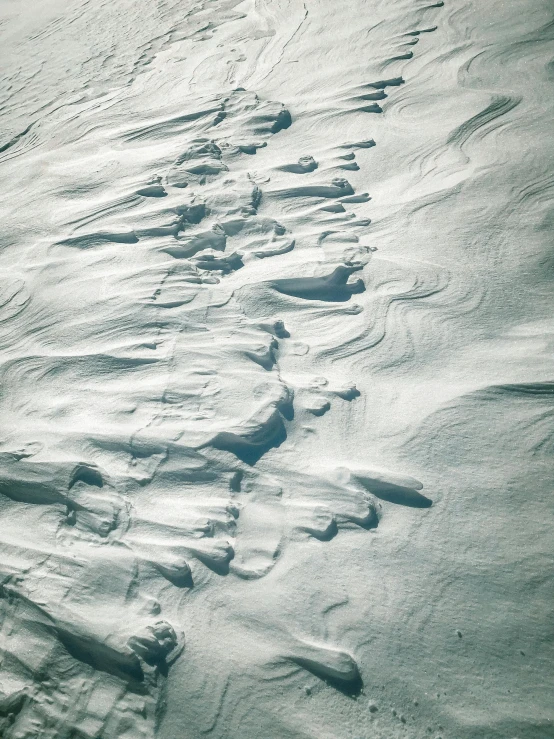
[0,73,434,736]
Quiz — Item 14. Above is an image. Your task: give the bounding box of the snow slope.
[0,0,552,737]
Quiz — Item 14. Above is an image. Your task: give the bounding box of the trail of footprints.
[0,76,435,736]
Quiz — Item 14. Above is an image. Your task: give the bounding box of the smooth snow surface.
[0,0,553,737]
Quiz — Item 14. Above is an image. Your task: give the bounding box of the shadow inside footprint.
[320,670,363,697]
[210,422,287,465]
[308,518,338,541]
[193,554,232,576]
[288,650,363,697]
[269,264,365,302]
[55,626,145,683]
[334,467,432,509]
[157,565,194,588]
[357,476,432,508]
[278,155,318,174]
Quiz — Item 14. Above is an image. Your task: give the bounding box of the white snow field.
[0,0,552,737]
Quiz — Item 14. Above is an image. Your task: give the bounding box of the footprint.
[127,621,182,666]
[288,503,337,540]
[191,252,244,273]
[231,481,284,580]
[183,537,235,575]
[164,224,226,258]
[168,139,228,188]
[207,385,293,465]
[277,155,318,174]
[66,486,122,538]
[234,141,268,155]
[303,395,331,416]
[246,318,289,338]
[131,541,194,587]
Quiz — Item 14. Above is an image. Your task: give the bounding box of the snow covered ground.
[0,1,552,737]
